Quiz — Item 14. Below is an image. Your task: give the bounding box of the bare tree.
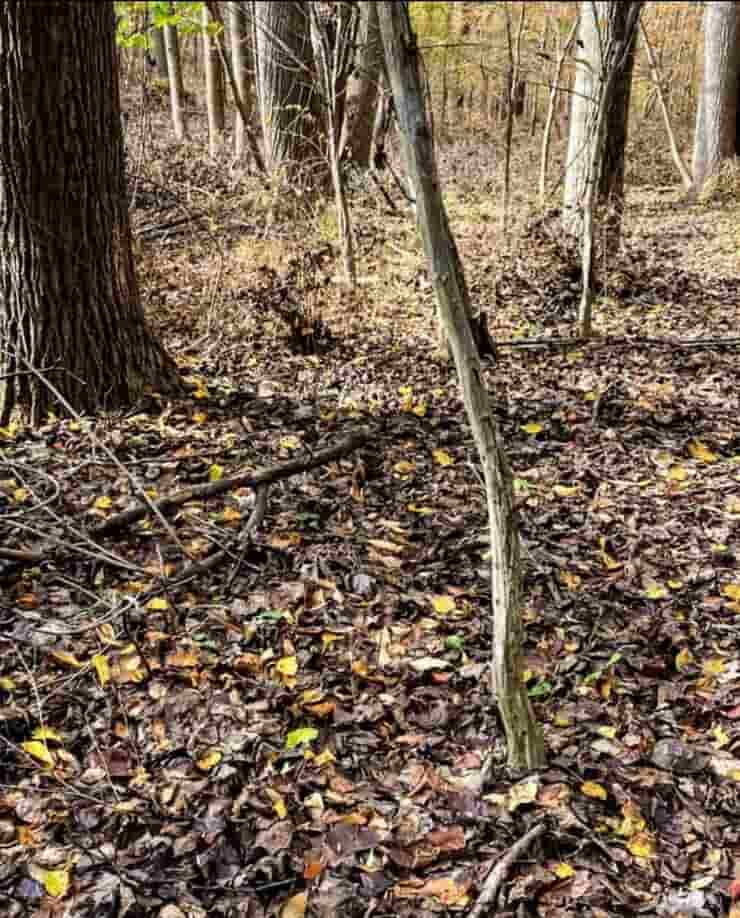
[164,3,188,141]
[229,0,252,160]
[378,1,544,771]
[540,15,578,205]
[310,2,359,285]
[254,0,322,186]
[691,1,740,195]
[338,1,383,168]
[640,19,693,192]
[562,1,641,249]
[566,1,644,338]
[203,2,226,156]
[0,1,179,424]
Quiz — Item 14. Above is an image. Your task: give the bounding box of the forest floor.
[1,100,740,918]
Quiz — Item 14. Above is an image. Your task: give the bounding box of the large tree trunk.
[338,1,383,168]
[378,1,544,771]
[691,1,740,194]
[254,0,322,187]
[562,1,640,247]
[0,1,178,424]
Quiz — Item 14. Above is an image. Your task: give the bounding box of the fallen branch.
[1,429,370,570]
[92,427,370,536]
[495,335,740,351]
[468,822,546,918]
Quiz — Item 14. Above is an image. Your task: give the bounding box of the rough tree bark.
[571,1,644,337]
[378,1,544,771]
[254,0,322,186]
[562,1,640,248]
[338,1,383,168]
[691,1,740,194]
[0,1,179,424]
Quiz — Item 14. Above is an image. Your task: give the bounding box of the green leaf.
[286,727,318,750]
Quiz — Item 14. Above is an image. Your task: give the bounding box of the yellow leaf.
[94,654,109,688]
[667,580,683,590]
[644,582,668,600]
[0,676,16,691]
[722,583,740,602]
[193,411,207,424]
[314,747,336,767]
[521,422,542,435]
[49,650,83,669]
[393,460,416,475]
[321,632,342,649]
[32,726,62,742]
[627,832,656,859]
[580,781,607,800]
[431,595,456,615]
[13,487,29,503]
[553,484,579,498]
[22,741,55,767]
[554,862,575,879]
[209,464,224,481]
[703,658,725,676]
[675,648,693,670]
[597,725,617,739]
[94,496,113,510]
[407,503,434,515]
[281,891,307,918]
[688,440,718,463]
[433,449,454,466]
[147,597,170,612]
[280,436,300,451]
[196,748,223,771]
[28,864,70,899]
[713,725,730,749]
[398,385,413,397]
[412,401,427,417]
[266,788,288,819]
[276,656,298,677]
[222,507,241,522]
[667,465,688,481]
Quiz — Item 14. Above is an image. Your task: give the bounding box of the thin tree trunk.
[150,25,169,80]
[575,2,645,337]
[229,0,252,160]
[338,1,383,167]
[203,2,225,156]
[378,2,543,771]
[0,0,179,424]
[164,6,188,141]
[639,20,693,191]
[540,16,578,205]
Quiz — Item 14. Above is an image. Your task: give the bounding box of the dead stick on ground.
[92,428,371,537]
[468,822,546,918]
